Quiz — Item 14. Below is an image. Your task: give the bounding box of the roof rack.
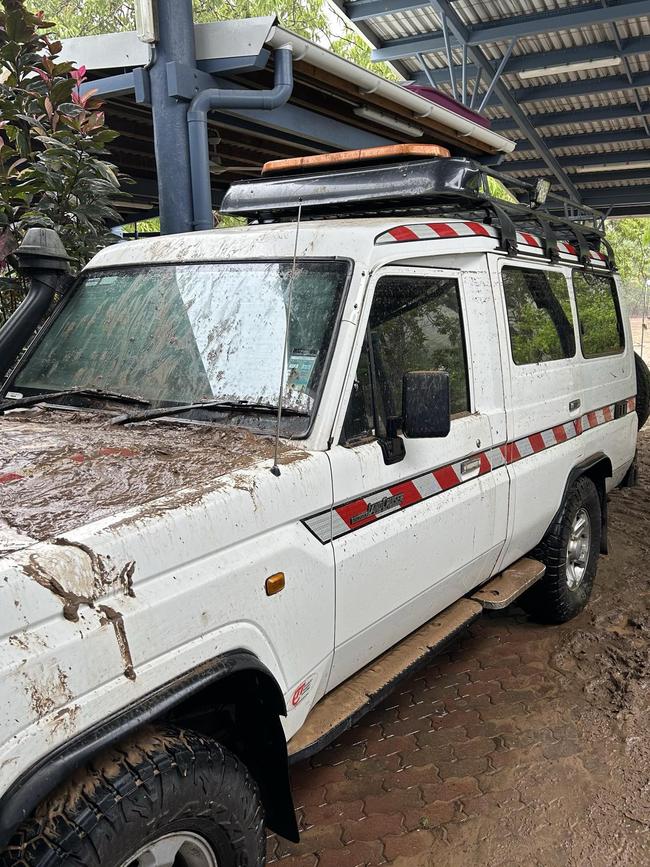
[221,153,614,269]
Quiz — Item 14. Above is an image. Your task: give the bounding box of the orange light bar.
[262,144,451,175]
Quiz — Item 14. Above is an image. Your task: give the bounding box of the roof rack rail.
[221,155,614,268]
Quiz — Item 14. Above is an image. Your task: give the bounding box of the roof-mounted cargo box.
[221,146,614,269]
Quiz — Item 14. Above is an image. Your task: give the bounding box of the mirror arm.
[379,434,405,465]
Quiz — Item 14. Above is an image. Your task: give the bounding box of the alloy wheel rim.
[566,507,591,590]
[119,831,218,867]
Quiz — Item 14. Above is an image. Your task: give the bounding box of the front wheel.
[520,475,601,624]
[0,726,266,867]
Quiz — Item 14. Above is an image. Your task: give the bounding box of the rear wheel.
[520,476,601,624]
[0,726,266,867]
[635,351,650,430]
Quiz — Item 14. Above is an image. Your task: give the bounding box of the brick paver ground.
[266,430,650,866]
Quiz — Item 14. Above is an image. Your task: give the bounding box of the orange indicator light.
[265,572,285,596]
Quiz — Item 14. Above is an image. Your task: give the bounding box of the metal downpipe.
[188,46,294,231]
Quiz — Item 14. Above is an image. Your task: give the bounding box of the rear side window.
[572,271,624,358]
[502,266,576,365]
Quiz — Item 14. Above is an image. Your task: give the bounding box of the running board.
[287,597,482,763]
[471,557,545,609]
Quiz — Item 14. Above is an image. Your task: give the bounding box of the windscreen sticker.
[287,353,317,391]
[84,274,120,288]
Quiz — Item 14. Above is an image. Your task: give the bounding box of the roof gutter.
[266,27,515,155]
[188,45,294,231]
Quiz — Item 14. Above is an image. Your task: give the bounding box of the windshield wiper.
[0,387,151,414]
[111,399,309,426]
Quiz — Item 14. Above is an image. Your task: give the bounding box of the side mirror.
[402,370,451,438]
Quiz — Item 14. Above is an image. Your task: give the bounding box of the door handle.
[460,457,481,477]
[569,398,581,412]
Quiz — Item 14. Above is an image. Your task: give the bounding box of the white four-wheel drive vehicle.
[0,146,647,866]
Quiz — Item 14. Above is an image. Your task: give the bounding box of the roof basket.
[221,152,614,269]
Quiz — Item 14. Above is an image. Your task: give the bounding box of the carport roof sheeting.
[341,0,650,215]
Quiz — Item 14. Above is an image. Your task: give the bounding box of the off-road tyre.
[635,351,650,430]
[0,726,265,867]
[520,476,601,624]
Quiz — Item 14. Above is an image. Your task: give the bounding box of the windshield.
[14,260,349,432]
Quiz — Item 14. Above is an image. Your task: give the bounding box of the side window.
[572,270,624,358]
[502,266,576,365]
[342,274,469,443]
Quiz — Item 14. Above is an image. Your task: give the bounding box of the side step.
[470,557,545,609]
[287,597,482,763]
[287,557,546,763]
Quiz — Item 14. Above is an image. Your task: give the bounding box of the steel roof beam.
[602,0,650,138]
[405,35,650,84]
[512,71,650,104]
[371,0,649,61]
[351,0,647,27]
[596,205,650,215]
[580,186,650,205]
[503,150,650,173]
[409,68,650,108]
[491,101,650,131]
[512,127,650,152]
[425,0,582,201]
[347,0,428,19]
[572,168,650,184]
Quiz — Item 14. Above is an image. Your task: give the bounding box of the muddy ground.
[268,429,650,866]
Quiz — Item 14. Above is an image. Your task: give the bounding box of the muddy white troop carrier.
[0,145,648,866]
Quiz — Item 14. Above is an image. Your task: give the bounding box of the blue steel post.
[149,0,196,234]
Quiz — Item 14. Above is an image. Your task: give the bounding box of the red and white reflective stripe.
[303,397,635,543]
[375,221,609,267]
[377,221,499,244]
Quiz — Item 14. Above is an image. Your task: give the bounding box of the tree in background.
[30,0,397,78]
[0,1,125,325]
[605,218,650,317]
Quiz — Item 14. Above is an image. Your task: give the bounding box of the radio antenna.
[271,199,302,477]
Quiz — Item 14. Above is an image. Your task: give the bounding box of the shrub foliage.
[0,0,124,325]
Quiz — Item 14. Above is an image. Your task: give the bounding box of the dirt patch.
[0,408,302,551]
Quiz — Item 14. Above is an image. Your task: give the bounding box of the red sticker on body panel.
[552,424,568,443]
[465,221,491,236]
[528,432,546,453]
[336,499,377,529]
[290,674,317,708]
[389,226,419,241]
[427,222,458,237]
[389,479,422,508]
[433,465,460,490]
[502,442,521,463]
[478,452,492,474]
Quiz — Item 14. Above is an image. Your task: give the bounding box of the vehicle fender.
[0,649,299,849]
[548,453,612,554]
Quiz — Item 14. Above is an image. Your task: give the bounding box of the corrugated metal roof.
[345,0,650,214]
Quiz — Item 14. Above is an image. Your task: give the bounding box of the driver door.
[326,266,507,689]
